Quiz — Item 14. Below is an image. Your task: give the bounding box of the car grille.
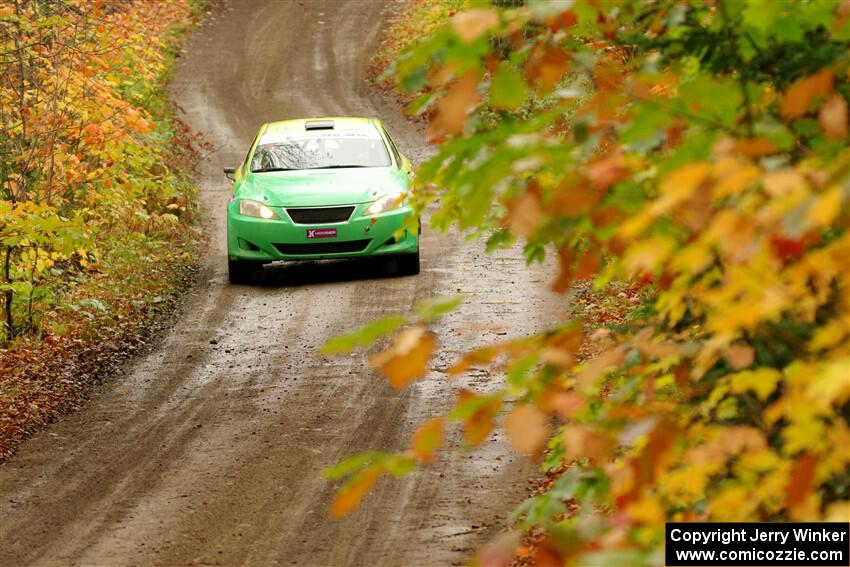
[286,206,355,224]
[274,239,371,255]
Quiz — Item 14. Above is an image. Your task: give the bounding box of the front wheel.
[395,251,420,276]
[228,259,261,285]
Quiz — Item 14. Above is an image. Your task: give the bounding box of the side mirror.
[401,157,414,178]
[223,166,236,180]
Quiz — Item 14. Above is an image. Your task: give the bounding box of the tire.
[395,251,420,276]
[228,259,260,284]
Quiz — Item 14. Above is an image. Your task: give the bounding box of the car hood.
[235,167,407,207]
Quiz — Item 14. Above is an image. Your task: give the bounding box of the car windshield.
[251,130,391,171]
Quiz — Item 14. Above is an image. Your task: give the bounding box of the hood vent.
[305,119,334,130]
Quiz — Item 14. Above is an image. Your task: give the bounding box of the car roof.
[262,116,383,135]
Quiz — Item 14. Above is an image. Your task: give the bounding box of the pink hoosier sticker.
[306,228,337,238]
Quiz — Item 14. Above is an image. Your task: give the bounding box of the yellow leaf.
[822,420,850,475]
[661,163,712,198]
[762,169,807,197]
[805,357,850,408]
[505,404,549,455]
[369,326,437,389]
[803,186,842,230]
[808,319,849,351]
[411,417,444,464]
[451,8,499,44]
[624,236,676,274]
[825,501,850,523]
[627,494,665,525]
[709,486,754,520]
[783,416,826,455]
[661,463,714,503]
[712,158,760,198]
[737,448,781,475]
[671,243,714,275]
[330,466,382,519]
[729,368,781,401]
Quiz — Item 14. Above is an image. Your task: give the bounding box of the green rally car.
[224,117,419,284]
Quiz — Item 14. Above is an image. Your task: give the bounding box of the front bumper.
[226,201,419,262]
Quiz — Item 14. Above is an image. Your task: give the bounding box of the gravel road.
[0,1,559,565]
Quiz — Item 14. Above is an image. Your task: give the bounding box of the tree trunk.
[3,246,14,340]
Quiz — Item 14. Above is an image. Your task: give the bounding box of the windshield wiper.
[251,167,295,173]
[306,165,369,170]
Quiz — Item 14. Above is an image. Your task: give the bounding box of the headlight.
[239,199,278,219]
[363,192,406,216]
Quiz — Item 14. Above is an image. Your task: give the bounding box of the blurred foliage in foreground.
[0,0,200,343]
[326,1,850,564]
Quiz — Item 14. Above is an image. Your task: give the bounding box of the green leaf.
[448,392,501,421]
[383,454,417,476]
[400,66,428,92]
[490,61,527,110]
[486,229,514,252]
[323,452,380,479]
[321,314,407,354]
[77,298,107,312]
[416,295,462,322]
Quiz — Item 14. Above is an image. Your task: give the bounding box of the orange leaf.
[780,69,834,120]
[447,341,512,375]
[525,44,570,93]
[551,244,574,294]
[819,93,848,139]
[477,532,522,567]
[451,8,499,44]
[505,404,550,455]
[458,389,503,446]
[733,138,776,158]
[545,392,586,420]
[330,466,382,519]
[550,180,602,216]
[625,420,676,501]
[574,348,625,386]
[562,424,614,464]
[586,153,628,190]
[369,326,436,389]
[411,417,444,464]
[786,453,818,511]
[557,9,577,30]
[427,71,480,142]
[723,344,754,370]
[540,327,582,369]
[505,191,545,238]
[575,249,600,280]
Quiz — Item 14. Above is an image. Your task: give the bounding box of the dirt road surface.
[0,2,559,565]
